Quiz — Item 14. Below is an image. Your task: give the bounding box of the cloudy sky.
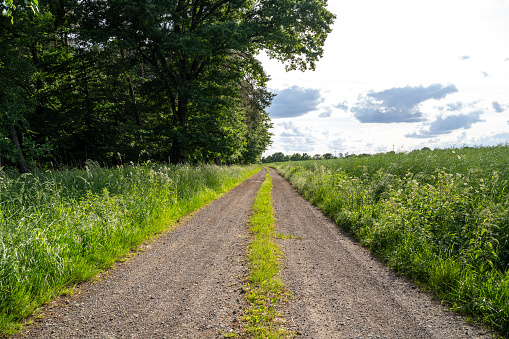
[260,0,509,156]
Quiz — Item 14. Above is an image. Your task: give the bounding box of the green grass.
[0,162,259,335]
[243,169,291,339]
[272,145,509,337]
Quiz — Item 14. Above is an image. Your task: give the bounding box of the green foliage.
[74,0,333,163]
[238,76,274,164]
[263,152,289,163]
[0,163,259,335]
[3,0,337,169]
[274,145,509,337]
[1,0,38,21]
[244,170,290,338]
[1,0,335,169]
[0,1,63,170]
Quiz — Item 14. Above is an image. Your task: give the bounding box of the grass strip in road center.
[241,169,291,339]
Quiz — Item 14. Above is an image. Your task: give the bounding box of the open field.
[272,145,509,336]
[0,163,259,335]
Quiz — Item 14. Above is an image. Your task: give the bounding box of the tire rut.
[270,168,492,339]
[13,169,266,339]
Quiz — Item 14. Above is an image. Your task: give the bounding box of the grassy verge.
[272,145,509,337]
[242,169,290,339]
[0,162,259,335]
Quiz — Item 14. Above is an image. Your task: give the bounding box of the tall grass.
[273,145,509,336]
[0,162,259,335]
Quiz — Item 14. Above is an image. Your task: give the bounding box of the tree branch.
[201,0,230,22]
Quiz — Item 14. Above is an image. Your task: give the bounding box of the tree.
[1,0,92,170]
[270,152,287,163]
[323,152,333,159]
[237,63,274,163]
[0,6,41,173]
[1,0,38,22]
[79,0,335,163]
[1,0,335,169]
[0,59,34,173]
[301,153,312,160]
[290,153,302,161]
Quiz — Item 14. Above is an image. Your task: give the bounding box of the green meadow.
[273,145,509,336]
[0,162,259,335]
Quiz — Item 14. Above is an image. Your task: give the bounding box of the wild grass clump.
[243,170,290,338]
[0,162,259,335]
[273,145,509,336]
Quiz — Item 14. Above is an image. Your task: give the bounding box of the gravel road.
[11,167,494,338]
[270,168,492,338]
[13,169,266,339]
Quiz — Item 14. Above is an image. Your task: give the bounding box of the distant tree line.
[262,152,339,163]
[1,0,334,172]
[261,151,380,163]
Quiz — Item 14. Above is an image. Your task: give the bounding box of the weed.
[274,233,300,240]
[222,329,239,337]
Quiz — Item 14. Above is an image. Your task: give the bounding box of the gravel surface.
[270,168,493,339]
[10,167,495,339]
[12,169,266,339]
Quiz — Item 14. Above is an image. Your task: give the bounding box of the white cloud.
[492,101,504,113]
[328,138,344,150]
[335,101,349,111]
[274,121,317,153]
[318,107,333,118]
[406,111,484,138]
[443,102,464,111]
[352,84,458,123]
[268,86,323,118]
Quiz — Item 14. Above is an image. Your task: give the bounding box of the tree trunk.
[168,95,190,164]
[9,125,30,174]
[215,155,222,166]
[169,144,186,164]
[127,76,142,126]
[120,48,142,126]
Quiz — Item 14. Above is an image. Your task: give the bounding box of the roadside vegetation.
[0,162,259,335]
[243,169,290,338]
[272,145,509,337]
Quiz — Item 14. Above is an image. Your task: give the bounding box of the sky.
[259,0,509,157]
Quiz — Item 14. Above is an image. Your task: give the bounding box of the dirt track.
[12,168,493,338]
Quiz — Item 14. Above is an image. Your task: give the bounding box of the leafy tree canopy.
[1,0,38,21]
[78,0,334,162]
[0,0,335,171]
